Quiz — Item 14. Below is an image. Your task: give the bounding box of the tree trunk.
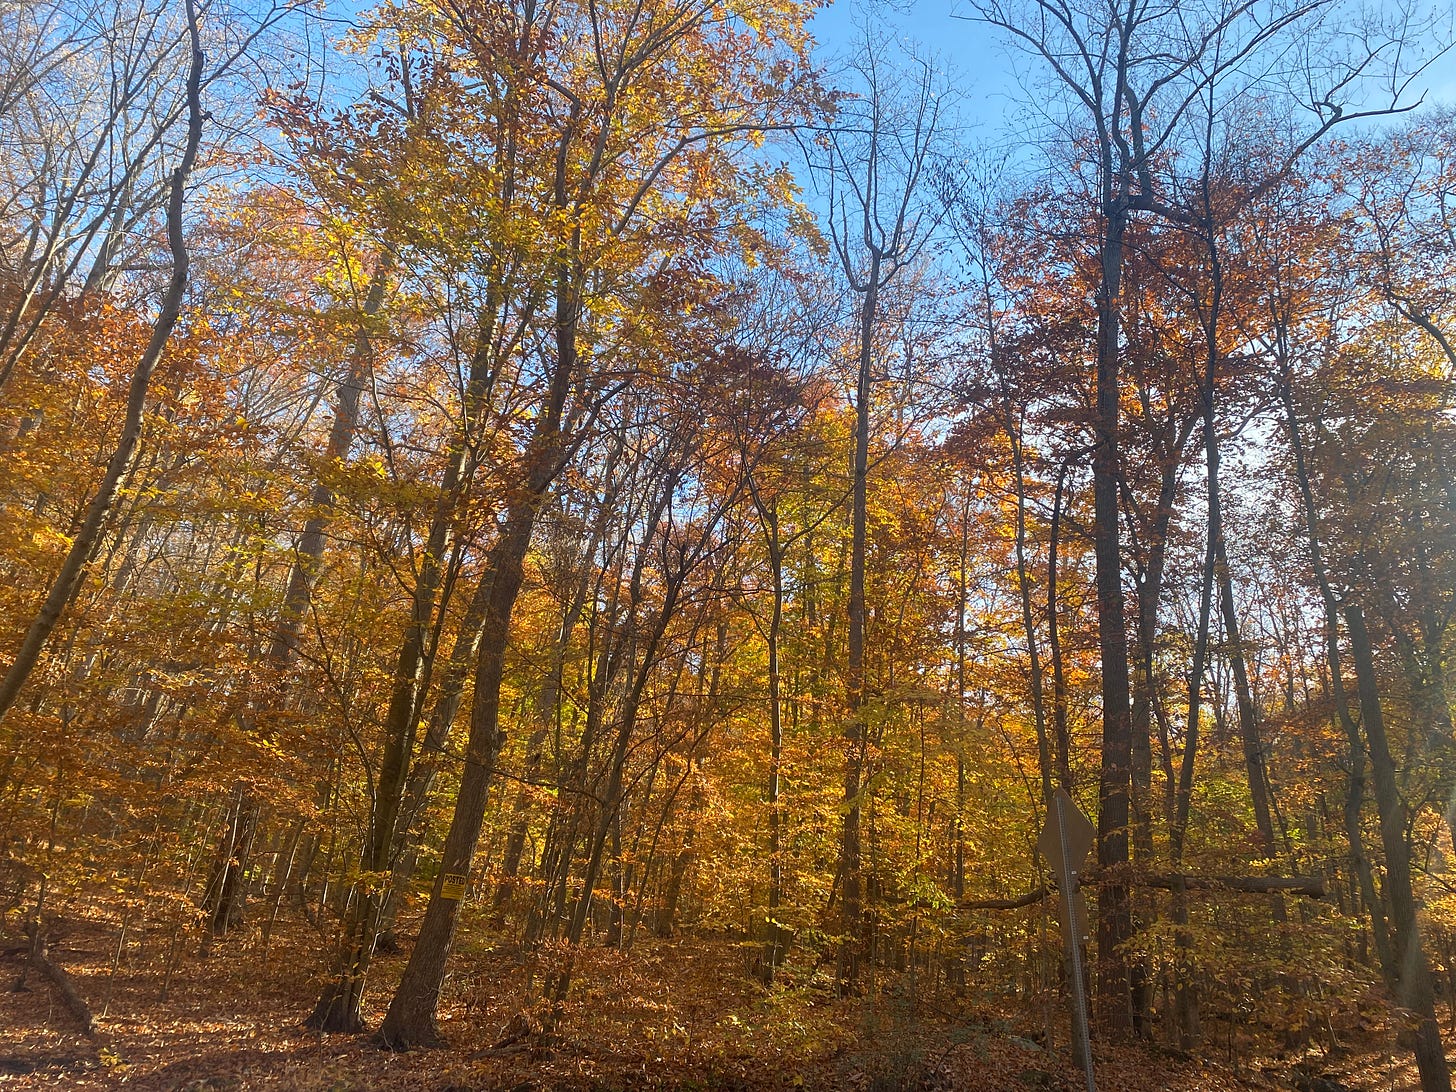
[1008,412,1054,808]
[1279,377,1393,980]
[761,513,789,980]
[376,250,580,1050]
[1346,605,1451,1092]
[1129,429,1193,867]
[210,266,390,936]
[840,252,879,993]
[271,265,390,662]
[1047,464,1072,790]
[377,566,500,949]
[1092,204,1135,1034]
[1168,365,1223,1051]
[374,504,531,1048]
[1214,534,1280,861]
[0,3,204,723]
[306,277,493,1032]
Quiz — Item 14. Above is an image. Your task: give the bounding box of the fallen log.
[21,922,96,1037]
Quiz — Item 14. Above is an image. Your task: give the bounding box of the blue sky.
[318,0,1456,140]
[808,0,1018,137]
[806,0,1456,147]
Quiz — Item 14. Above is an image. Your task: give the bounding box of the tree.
[0,0,205,724]
[374,0,817,1046]
[812,26,945,992]
[970,0,1434,1030]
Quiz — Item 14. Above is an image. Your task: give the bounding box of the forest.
[1,0,1455,1088]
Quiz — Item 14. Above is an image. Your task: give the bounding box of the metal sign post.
[1037,787,1096,1092]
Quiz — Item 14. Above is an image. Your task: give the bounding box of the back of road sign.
[1036,787,1096,1092]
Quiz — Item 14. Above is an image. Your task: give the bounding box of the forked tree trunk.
[376,253,580,1050]
[307,289,490,1033]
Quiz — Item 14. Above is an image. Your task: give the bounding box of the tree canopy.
[2,0,1455,1088]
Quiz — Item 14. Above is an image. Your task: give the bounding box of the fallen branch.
[471,1011,545,1059]
[959,871,1324,911]
[22,921,96,1037]
[1141,873,1325,898]
[961,884,1051,910]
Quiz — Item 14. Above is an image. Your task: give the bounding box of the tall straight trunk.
[0,4,204,723]
[1129,443,1189,866]
[1168,367,1222,1051]
[1214,535,1278,857]
[376,250,581,1051]
[1015,433,1086,1062]
[271,265,390,662]
[1167,215,1240,1046]
[1201,389,1284,934]
[952,487,972,930]
[1009,417,1054,807]
[1346,605,1451,1092]
[211,262,391,937]
[1047,464,1072,790]
[306,278,495,1032]
[1092,204,1136,1033]
[840,251,879,993]
[1279,376,1393,980]
[1187,211,1266,862]
[760,510,789,982]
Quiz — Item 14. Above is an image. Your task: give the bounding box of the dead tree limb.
[961,885,1052,910]
[1140,873,1325,898]
[960,871,1324,912]
[21,922,96,1037]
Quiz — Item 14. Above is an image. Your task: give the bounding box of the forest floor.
[0,913,1441,1091]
